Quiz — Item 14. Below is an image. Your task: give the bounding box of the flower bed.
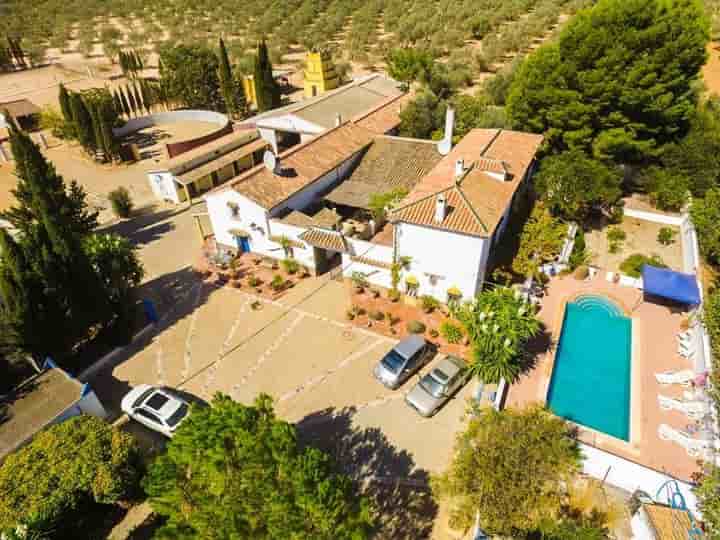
[196,246,309,301]
[347,289,471,360]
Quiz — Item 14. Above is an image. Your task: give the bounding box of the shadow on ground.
[98,204,182,248]
[297,406,438,539]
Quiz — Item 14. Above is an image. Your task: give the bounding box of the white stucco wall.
[270,151,363,215]
[206,189,270,254]
[147,171,180,203]
[113,110,229,137]
[395,222,488,301]
[267,220,317,270]
[342,238,394,289]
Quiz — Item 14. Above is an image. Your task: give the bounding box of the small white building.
[204,109,543,303]
[0,362,107,461]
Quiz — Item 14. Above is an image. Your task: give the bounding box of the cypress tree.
[134,50,143,71]
[218,37,242,118]
[112,89,123,116]
[58,83,73,123]
[1,128,108,358]
[132,82,144,115]
[89,102,104,157]
[139,79,152,114]
[253,39,280,112]
[70,93,95,152]
[126,84,137,115]
[119,87,131,117]
[119,50,127,75]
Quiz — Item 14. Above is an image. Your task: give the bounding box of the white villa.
[204,108,543,303]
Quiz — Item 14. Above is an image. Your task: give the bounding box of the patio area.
[506,272,708,482]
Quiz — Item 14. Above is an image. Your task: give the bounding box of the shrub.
[429,328,439,338]
[270,274,285,291]
[369,309,385,321]
[573,265,589,280]
[606,226,626,254]
[0,416,141,534]
[350,271,369,290]
[247,276,261,287]
[346,308,356,321]
[420,294,440,313]
[568,229,589,270]
[658,227,676,246]
[108,187,133,218]
[388,288,401,302]
[440,321,464,344]
[407,320,426,334]
[619,253,667,278]
[281,258,299,274]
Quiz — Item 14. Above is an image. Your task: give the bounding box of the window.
[227,201,240,219]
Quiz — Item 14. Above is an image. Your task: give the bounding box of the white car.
[121,384,190,437]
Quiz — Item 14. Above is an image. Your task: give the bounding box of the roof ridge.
[376,134,438,145]
[455,180,489,233]
[290,73,382,115]
[390,183,456,214]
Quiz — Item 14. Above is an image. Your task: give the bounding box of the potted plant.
[420,294,439,314]
[388,288,401,302]
[350,271,369,294]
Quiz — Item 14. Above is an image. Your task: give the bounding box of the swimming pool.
[547,294,632,441]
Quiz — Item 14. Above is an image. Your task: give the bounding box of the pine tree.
[218,37,244,118]
[253,39,280,112]
[70,92,95,152]
[58,83,73,123]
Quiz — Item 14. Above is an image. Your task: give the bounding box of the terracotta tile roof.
[298,228,348,252]
[370,222,394,246]
[642,504,698,540]
[349,255,392,269]
[475,157,508,175]
[215,123,374,210]
[325,135,441,209]
[353,93,412,134]
[391,129,543,236]
[177,138,268,185]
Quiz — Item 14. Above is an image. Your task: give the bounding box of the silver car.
[405,355,470,417]
[373,335,432,389]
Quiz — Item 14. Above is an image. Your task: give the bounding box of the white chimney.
[335,113,342,127]
[435,194,447,223]
[454,159,464,181]
[437,107,454,156]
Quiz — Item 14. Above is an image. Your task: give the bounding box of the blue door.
[238,236,251,253]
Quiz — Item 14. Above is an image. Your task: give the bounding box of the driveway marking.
[279,338,387,403]
[181,284,205,379]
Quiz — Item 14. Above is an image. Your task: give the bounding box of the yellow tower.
[303,50,339,98]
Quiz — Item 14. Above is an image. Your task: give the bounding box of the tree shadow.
[97,204,182,248]
[296,406,438,539]
[520,322,554,375]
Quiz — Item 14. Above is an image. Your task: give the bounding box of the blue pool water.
[547,295,632,441]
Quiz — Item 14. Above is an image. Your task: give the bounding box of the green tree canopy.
[535,150,623,222]
[690,187,720,266]
[451,287,542,383]
[512,205,568,279]
[386,47,434,88]
[253,39,280,112]
[218,37,246,118]
[507,0,709,162]
[0,415,141,537]
[144,393,374,539]
[159,43,223,110]
[433,405,581,536]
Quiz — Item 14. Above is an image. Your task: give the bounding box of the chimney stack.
[335,113,342,127]
[435,194,447,223]
[454,159,464,182]
[437,107,454,156]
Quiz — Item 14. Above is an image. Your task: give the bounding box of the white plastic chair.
[658,424,712,458]
[658,395,710,420]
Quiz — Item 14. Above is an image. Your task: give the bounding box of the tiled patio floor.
[506,273,702,482]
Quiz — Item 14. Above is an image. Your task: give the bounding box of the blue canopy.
[641,265,701,305]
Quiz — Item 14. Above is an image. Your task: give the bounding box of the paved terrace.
[506,273,700,482]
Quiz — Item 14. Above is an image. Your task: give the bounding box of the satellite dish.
[263,150,277,173]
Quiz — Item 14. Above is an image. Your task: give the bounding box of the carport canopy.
[641,265,701,306]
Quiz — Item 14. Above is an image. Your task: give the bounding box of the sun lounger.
[658,395,710,420]
[658,424,713,459]
[655,370,695,386]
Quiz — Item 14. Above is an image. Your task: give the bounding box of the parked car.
[121,384,190,437]
[373,335,433,389]
[405,355,470,417]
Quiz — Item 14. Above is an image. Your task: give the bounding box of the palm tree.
[452,287,541,383]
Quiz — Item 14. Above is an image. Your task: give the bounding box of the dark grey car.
[373,335,432,389]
